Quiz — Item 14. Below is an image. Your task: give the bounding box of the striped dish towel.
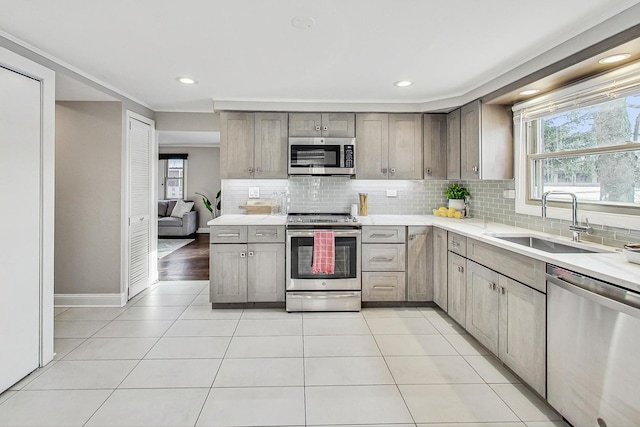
[311,231,335,274]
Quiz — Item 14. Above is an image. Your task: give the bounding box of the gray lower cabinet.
[447,251,466,326]
[465,260,546,396]
[362,272,406,301]
[362,226,407,302]
[407,226,433,301]
[210,243,248,303]
[210,225,285,303]
[432,227,448,310]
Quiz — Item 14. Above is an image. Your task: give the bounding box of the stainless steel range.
[286,213,361,312]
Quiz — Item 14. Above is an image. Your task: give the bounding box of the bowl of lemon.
[433,206,464,219]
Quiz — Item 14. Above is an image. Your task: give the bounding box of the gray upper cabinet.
[220,112,255,179]
[356,113,389,179]
[423,114,447,180]
[356,113,422,179]
[254,113,288,178]
[407,226,433,302]
[432,227,448,310]
[220,112,287,179]
[288,112,354,137]
[388,114,423,180]
[447,109,461,180]
[460,100,513,180]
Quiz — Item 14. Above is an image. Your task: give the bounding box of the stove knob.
[297,217,302,222]
[352,217,358,222]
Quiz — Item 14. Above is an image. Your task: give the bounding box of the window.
[165,159,185,199]
[513,61,640,226]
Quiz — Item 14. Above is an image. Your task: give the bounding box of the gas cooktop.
[286,213,360,227]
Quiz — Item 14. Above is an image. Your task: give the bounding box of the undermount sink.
[492,234,609,254]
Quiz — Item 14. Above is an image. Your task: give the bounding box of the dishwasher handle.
[546,270,640,318]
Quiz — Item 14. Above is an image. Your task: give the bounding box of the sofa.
[158,199,198,237]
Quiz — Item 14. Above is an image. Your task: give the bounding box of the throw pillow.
[171,200,194,218]
[158,200,169,217]
[166,200,178,217]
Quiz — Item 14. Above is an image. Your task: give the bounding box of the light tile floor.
[0,280,569,427]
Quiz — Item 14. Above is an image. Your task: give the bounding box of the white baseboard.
[55,292,127,307]
[197,228,210,234]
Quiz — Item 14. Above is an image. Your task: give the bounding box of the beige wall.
[159,146,220,230]
[55,101,123,294]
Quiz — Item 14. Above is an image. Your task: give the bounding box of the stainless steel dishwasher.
[546,265,640,427]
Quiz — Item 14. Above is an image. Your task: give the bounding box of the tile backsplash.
[221,178,639,248]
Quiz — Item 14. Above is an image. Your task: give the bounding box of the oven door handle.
[287,230,361,238]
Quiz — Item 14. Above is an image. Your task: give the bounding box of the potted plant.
[445,183,469,210]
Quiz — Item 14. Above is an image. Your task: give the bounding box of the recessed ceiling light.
[598,53,631,64]
[519,89,540,96]
[394,80,413,87]
[177,77,197,85]
[291,16,315,29]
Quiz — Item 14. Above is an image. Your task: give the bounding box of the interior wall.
[159,146,220,230]
[155,112,219,131]
[55,101,123,294]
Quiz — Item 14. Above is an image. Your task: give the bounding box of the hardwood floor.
[158,233,209,281]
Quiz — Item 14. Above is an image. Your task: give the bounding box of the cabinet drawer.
[362,272,406,301]
[448,232,467,256]
[362,226,406,243]
[466,238,545,292]
[247,225,284,243]
[362,244,406,271]
[210,226,247,243]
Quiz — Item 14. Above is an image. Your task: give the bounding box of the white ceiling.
[1,0,639,112]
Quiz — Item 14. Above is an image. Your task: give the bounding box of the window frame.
[163,158,188,200]
[513,60,640,230]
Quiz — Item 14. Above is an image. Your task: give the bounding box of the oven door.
[286,229,361,291]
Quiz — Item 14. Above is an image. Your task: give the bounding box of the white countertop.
[209,214,640,293]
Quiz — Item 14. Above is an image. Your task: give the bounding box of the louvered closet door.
[0,66,41,392]
[128,117,152,298]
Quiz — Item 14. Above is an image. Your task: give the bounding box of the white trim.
[54,293,127,307]
[197,227,211,234]
[122,111,157,301]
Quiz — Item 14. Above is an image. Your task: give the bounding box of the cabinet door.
[254,113,288,178]
[407,226,433,301]
[423,114,447,179]
[460,100,481,180]
[388,113,423,180]
[362,244,406,272]
[362,272,406,301]
[499,275,546,397]
[447,252,466,327]
[465,260,499,354]
[362,226,405,243]
[247,243,285,302]
[433,228,448,310]
[210,244,247,303]
[356,113,389,179]
[220,112,255,179]
[321,113,355,137]
[446,109,461,179]
[289,113,322,137]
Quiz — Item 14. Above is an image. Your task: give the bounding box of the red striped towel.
[311,231,335,274]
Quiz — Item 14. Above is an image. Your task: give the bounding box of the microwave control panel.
[344,145,354,168]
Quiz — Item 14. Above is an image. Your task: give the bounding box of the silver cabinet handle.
[472,166,479,173]
[457,265,464,273]
[370,233,394,238]
[381,168,388,174]
[498,286,505,295]
[139,217,144,222]
[218,233,240,237]
[488,282,496,290]
[390,168,396,175]
[315,125,321,131]
[255,167,261,174]
[248,251,254,257]
[371,256,394,262]
[409,234,415,240]
[451,241,460,247]
[248,167,253,173]
[323,125,328,131]
[373,286,395,290]
[426,168,432,175]
[240,252,246,258]
[254,233,276,237]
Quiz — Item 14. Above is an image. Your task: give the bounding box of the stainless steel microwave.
[288,137,356,176]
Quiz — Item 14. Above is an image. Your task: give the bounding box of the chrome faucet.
[542,191,592,241]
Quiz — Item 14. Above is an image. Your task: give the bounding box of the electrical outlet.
[503,189,515,199]
[248,187,260,198]
[386,189,398,197]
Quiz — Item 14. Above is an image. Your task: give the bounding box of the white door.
[128,116,153,298]
[0,65,41,392]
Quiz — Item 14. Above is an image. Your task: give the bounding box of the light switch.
[386,189,398,197]
[249,187,260,198]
